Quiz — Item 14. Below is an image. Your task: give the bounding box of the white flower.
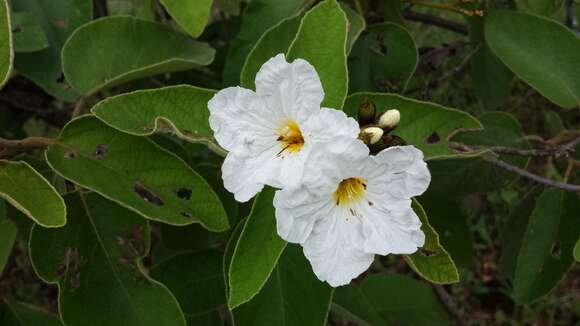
[274,139,431,287]
[208,54,359,202]
[378,109,401,129]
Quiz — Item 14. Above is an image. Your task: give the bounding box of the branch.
[487,136,580,158]
[402,10,468,35]
[0,137,55,158]
[433,285,467,326]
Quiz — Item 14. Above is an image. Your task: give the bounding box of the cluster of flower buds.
[357,97,406,154]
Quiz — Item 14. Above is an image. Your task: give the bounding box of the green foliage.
[11,12,49,53]
[159,0,212,38]
[0,0,12,89]
[0,300,63,326]
[0,217,17,273]
[0,160,66,227]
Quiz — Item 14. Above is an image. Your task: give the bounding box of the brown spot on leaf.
[56,72,65,83]
[180,212,193,218]
[56,247,86,291]
[90,144,107,160]
[426,132,440,144]
[420,248,438,257]
[134,181,163,206]
[175,188,192,200]
[64,149,77,159]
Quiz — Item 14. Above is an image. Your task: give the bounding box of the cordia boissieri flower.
[273,139,431,287]
[208,54,359,202]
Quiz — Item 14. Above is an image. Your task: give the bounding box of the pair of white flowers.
[208,54,431,287]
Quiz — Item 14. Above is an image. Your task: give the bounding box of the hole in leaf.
[550,241,562,259]
[420,249,438,257]
[64,149,77,159]
[426,132,440,144]
[134,181,164,206]
[56,72,65,83]
[180,212,193,218]
[12,26,22,33]
[175,188,192,200]
[90,144,107,160]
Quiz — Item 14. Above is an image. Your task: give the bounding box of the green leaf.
[485,10,580,109]
[232,244,333,326]
[92,85,225,156]
[223,216,246,296]
[0,218,17,274]
[287,0,348,109]
[228,187,287,308]
[186,310,222,326]
[29,192,186,326]
[215,0,241,16]
[470,44,513,110]
[404,199,459,284]
[159,0,211,38]
[62,16,215,94]
[512,190,580,304]
[515,0,564,17]
[339,2,365,55]
[240,16,301,89]
[358,274,449,325]
[0,300,63,326]
[332,284,387,326]
[45,116,229,231]
[574,238,580,263]
[344,93,483,159]
[11,12,49,53]
[151,250,226,315]
[0,0,13,89]
[222,0,306,85]
[12,0,92,101]
[107,0,155,19]
[428,112,530,195]
[349,23,418,93]
[0,160,66,228]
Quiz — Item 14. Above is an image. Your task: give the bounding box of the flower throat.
[333,178,367,206]
[277,120,304,154]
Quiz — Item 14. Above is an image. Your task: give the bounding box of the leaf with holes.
[428,112,530,195]
[0,0,13,89]
[287,0,349,109]
[485,10,580,109]
[0,300,63,326]
[92,85,224,156]
[11,0,92,101]
[29,192,186,326]
[227,187,287,308]
[0,160,66,227]
[344,93,482,159]
[62,16,215,94]
[404,199,459,284]
[232,244,333,326]
[159,0,212,38]
[349,22,418,93]
[151,250,226,315]
[11,12,49,53]
[512,190,580,304]
[45,116,229,231]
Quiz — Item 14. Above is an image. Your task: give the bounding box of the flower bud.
[357,97,376,126]
[360,127,384,145]
[378,109,400,129]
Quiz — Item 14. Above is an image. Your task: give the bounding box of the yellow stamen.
[277,120,304,154]
[333,178,367,206]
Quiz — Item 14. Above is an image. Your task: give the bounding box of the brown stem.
[487,136,580,158]
[0,137,55,158]
[434,285,467,326]
[402,10,468,35]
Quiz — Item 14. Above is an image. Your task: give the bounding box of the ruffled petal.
[303,207,374,287]
[371,146,431,198]
[208,86,280,154]
[302,108,360,144]
[255,53,324,123]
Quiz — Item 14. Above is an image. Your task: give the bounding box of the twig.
[434,285,467,326]
[402,10,468,34]
[487,136,580,158]
[71,96,86,118]
[0,137,56,158]
[482,155,580,192]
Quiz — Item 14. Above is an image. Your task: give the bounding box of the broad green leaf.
[0,0,13,89]
[222,0,306,85]
[0,300,63,326]
[339,2,365,55]
[485,10,580,109]
[574,238,580,263]
[349,23,418,93]
[223,216,246,295]
[151,250,226,315]
[29,192,186,326]
[287,0,348,109]
[228,187,287,308]
[333,284,387,326]
[0,218,16,274]
[344,93,482,159]
[0,160,66,227]
[240,16,301,89]
[92,85,225,156]
[159,0,212,38]
[233,244,333,326]
[11,12,49,53]
[12,0,92,101]
[62,16,215,94]
[515,0,564,16]
[359,274,449,325]
[470,44,513,110]
[46,116,229,231]
[404,199,459,284]
[512,190,580,304]
[107,0,155,19]
[383,0,405,25]
[429,112,530,195]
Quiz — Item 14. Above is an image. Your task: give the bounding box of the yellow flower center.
[333,178,367,206]
[277,120,304,155]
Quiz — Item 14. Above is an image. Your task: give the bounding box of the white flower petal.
[302,108,360,144]
[303,208,374,287]
[255,53,324,122]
